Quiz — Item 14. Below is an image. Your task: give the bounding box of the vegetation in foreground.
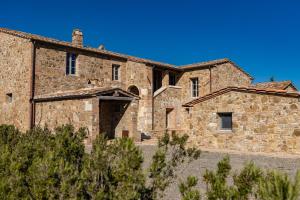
[0,124,299,200]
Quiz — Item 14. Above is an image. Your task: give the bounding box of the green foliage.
[179,176,200,200]
[147,132,201,199]
[232,161,263,199]
[1,124,299,200]
[203,156,236,199]
[203,156,263,200]
[0,125,200,200]
[0,125,86,199]
[257,170,300,200]
[82,134,145,200]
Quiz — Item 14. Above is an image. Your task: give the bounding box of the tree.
[146,132,201,199]
[82,134,145,200]
[179,176,200,200]
[0,125,200,200]
[257,170,300,200]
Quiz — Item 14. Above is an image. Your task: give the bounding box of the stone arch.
[128,85,140,96]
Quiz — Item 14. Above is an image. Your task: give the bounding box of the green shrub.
[0,124,200,200]
[257,170,300,200]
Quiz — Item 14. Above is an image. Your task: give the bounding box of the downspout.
[151,66,155,131]
[209,66,212,93]
[29,40,36,129]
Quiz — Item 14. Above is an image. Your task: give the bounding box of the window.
[153,69,162,92]
[218,113,232,130]
[112,64,120,81]
[191,78,199,97]
[169,72,176,86]
[66,53,77,75]
[6,93,12,103]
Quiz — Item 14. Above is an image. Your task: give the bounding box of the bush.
[180,156,300,200]
[1,124,299,200]
[0,125,200,200]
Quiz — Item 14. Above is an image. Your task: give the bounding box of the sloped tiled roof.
[183,86,300,107]
[0,27,254,77]
[0,27,175,70]
[178,58,253,79]
[251,81,298,91]
[34,87,139,102]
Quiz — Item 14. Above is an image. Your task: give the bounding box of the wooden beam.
[98,96,133,101]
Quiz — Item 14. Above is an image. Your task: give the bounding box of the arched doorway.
[128,85,140,96]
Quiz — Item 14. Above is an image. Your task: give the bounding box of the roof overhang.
[183,86,300,107]
[33,87,140,102]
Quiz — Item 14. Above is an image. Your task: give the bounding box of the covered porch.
[97,88,140,141]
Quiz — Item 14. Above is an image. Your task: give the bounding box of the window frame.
[169,72,176,86]
[112,64,120,81]
[66,52,77,75]
[190,77,199,98]
[218,112,233,131]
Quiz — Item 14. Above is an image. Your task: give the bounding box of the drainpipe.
[151,66,155,131]
[209,66,212,93]
[29,40,36,129]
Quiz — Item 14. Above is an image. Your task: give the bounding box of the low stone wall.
[189,91,300,153]
[139,145,300,200]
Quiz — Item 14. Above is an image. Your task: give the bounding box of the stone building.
[0,27,299,153]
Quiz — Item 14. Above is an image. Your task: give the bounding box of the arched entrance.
[128,85,140,96]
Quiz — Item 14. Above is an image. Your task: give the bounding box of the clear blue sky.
[1,0,299,88]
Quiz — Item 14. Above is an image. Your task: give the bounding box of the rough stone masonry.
[0,27,299,153]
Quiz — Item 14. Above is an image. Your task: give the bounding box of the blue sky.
[1,0,299,88]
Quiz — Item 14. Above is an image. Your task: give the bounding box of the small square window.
[218,113,232,130]
[6,93,13,103]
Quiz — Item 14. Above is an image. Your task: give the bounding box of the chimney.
[98,44,105,50]
[72,29,83,46]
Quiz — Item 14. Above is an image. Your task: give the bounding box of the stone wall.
[0,32,32,131]
[35,44,126,95]
[35,45,154,133]
[125,61,153,133]
[188,91,300,153]
[211,62,252,91]
[153,86,185,137]
[177,68,211,103]
[34,98,98,144]
[177,63,252,103]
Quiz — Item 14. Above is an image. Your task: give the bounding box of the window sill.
[217,129,233,134]
[66,74,78,77]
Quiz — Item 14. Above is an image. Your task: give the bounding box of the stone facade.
[177,62,252,103]
[35,98,97,143]
[187,90,300,153]
[153,86,183,134]
[0,32,32,132]
[0,27,299,153]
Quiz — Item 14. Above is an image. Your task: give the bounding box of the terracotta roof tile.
[0,27,175,69]
[178,58,253,79]
[251,81,298,91]
[0,27,254,76]
[183,86,300,107]
[34,87,139,101]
